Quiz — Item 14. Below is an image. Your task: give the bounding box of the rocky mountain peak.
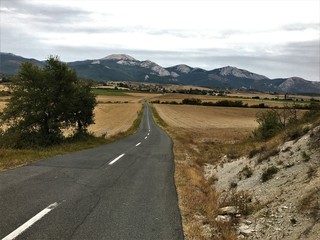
[101,54,137,61]
[218,66,269,81]
[173,64,193,74]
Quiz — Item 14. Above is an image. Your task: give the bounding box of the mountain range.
[1,52,319,94]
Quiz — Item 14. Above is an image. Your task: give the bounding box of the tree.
[253,109,284,140]
[0,56,96,147]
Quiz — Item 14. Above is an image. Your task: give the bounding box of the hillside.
[206,124,320,239]
[1,52,320,94]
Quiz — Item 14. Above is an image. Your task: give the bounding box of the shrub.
[182,98,202,105]
[253,109,284,140]
[214,100,247,107]
[238,165,253,179]
[261,166,279,182]
[285,126,310,141]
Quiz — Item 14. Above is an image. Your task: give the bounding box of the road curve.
[0,103,184,240]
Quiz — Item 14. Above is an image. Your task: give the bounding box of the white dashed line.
[109,154,125,165]
[136,142,141,147]
[145,136,148,139]
[2,202,59,240]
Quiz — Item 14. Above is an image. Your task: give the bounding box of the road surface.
[0,103,183,240]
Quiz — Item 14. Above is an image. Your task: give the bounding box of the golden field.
[88,103,142,137]
[154,104,264,143]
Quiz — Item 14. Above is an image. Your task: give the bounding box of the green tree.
[0,56,96,147]
[254,109,284,140]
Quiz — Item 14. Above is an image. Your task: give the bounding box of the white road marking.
[109,154,125,165]
[146,106,151,131]
[145,136,148,139]
[2,202,59,240]
[147,133,150,136]
[136,142,141,147]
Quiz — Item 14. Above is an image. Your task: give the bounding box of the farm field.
[154,104,264,143]
[88,103,142,137]
[153,93,313,107]
[97,92,161,103]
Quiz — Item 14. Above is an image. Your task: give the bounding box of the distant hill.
[1,52,319,94]
[0,53,44,74]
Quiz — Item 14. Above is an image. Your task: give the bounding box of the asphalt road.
[0,103,183,240]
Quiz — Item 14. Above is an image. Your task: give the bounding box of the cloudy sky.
[1,0,319,80]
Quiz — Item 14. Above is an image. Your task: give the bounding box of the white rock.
[215,215,231,222]
[239,223,254,236]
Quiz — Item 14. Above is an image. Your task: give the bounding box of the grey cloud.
[182,46,319,80]
[279,40,320,59]
[1,0,90,23]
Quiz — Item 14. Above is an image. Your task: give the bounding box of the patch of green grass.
[92,88,129,96]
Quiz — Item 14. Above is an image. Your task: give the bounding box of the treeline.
[151,98,320,109]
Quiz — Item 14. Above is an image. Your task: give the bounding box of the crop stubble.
[88,103,142,137]
[154,104,264,143]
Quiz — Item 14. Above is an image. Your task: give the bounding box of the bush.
[214,100,247,107]
[253,109,284,140]
[285,126,310,141]
[261,166,279,182]
[238,165,253,179]
[182,98,202,105]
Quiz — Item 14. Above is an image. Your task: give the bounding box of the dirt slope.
[207,125,320,239]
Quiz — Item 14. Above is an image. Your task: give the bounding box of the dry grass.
[155,104,261,129]
[154,104,262,146]
[0,101,6,110]
[88,103,142,137]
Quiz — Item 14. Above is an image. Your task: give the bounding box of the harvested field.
[154,104,265,144]
[154,93,310,107]
[88,103,142,137]
[97,92,161,103]
[155,104,261,129]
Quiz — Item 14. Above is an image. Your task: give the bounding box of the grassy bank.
[0,105,144,171]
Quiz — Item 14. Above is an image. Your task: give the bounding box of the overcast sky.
[1,0,319,80]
